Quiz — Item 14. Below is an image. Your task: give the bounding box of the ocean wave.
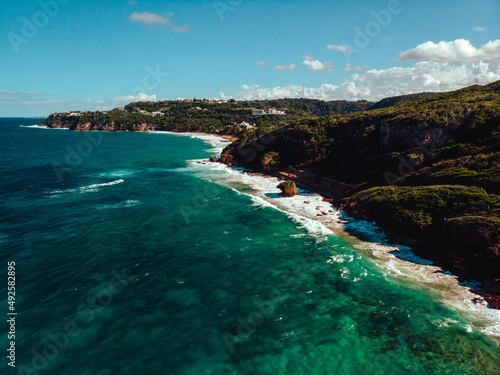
[20,124,68,129]
[48,179,124,196]
[184,159,500,340]
[95,200,141,210]
[97,169,136,178]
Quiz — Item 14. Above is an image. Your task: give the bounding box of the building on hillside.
[238,121,254,129]
[252,108,285,115]
[252,109,266,115]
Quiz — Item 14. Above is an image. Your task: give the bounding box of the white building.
[252,108,285,115]
[238,121,254,129]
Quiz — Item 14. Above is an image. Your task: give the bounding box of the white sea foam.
[95,200,140,210]
[149,131,229,155]
[183,153,500,339]
[97,169,136,178]
[20,124,69,129]
[49,179,124,196]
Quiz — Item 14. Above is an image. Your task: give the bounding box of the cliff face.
[42,113,158,132]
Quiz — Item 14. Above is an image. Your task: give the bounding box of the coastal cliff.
[219,81,500,305]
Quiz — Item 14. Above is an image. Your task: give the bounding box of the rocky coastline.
[226,162,500,309]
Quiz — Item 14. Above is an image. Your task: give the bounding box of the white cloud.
[255,61,267,67]
[217,92,232,100]
[344,64,370,72]
[112,93,157,103]
[274,64,299,71]
[399,39,500,62]
[128,12,172,26]
[303,55,315,61]
[173,25,189,32]
[327,44,353,53]
[473,27,485,32]
[237,59,500,101]
[302,59,333,72]
[0,90,51,99]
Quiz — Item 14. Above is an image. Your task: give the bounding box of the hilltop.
[41,98,373,134]
[40,94,439,135]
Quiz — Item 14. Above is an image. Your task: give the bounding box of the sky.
[0,0,499,117]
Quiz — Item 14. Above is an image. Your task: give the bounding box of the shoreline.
[193,160,500,339]
[270,167,500,309]
[32,125,500,337]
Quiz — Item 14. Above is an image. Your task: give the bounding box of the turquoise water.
[1,119,499,374]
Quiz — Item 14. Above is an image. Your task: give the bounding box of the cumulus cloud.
[302,59,333,72]
[344,64,370,72]
[473,27,485,32]
[398,39,500,62]
[327,44,353,53]
[112,93,157,103]
[237,59,500,101]
[274,64,299,71]
[255,61,267,67]
[303,55,315,61]
[128,12,172,26]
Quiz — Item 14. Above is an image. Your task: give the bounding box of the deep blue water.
[1,118,499,374]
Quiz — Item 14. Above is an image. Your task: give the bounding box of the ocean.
[1,118,499,374]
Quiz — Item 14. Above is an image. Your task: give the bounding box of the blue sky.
[1,0,499,116]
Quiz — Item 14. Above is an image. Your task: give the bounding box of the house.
[238,121,254,129]
[252,108,285,115]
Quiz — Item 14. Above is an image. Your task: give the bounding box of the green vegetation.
[41,81,500,289]
[261,151,280,171]
[277,181,297,197]
[340,185,500,244]
[222,81,500,286]
[42,98,374,135]
[225,80,500,191]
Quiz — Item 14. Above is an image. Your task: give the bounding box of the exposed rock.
[277,181,297,197]
[209,156,216,162]
[471,289,500,309]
